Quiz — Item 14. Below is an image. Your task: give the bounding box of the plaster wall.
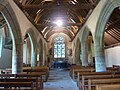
[105,46,120,67]
[0,48,12,69]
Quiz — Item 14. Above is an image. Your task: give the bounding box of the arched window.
[54,35,65,58]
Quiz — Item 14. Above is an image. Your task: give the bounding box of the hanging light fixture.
[54,19,63,27]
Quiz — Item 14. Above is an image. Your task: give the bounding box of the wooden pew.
[106,67,119,72]
[0,73,43,90]
[96,84,120,90]
[33,66,49,79]
[77,71,120,90]
[70,65,95,79]
[0,81,34,90]
[23,66,49,82]
[0,74,14,78]
[15,73,44,90]
[23,69,48,82]
[88,78,120,90]
[82,75,120,90]
[3,78,38,90]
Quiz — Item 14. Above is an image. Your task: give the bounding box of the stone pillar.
[37,54,40,66]
[40,53,43,66]
[25,37,37,67]
[12,42,23,74]
[81,42,88,66]
[31,47,37,67]
[26,38,31,66]
[94,42,106,72]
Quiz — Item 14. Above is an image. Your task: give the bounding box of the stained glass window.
[54,36,65,58]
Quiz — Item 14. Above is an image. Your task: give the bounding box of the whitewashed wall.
[0,48,12,69]
[105,46,120,67]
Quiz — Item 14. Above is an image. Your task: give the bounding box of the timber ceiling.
[13,0,99,41]
[104,7,120,46]
[0,0,120,47]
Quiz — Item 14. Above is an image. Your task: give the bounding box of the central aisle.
[43,69,79,90]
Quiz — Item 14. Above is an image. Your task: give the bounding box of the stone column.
[26,38,31,66]
[12,42,23,74]
[94,42,106,72]
[81,42,88,66]
[25,38,37,67]
[40,53,43,66]
[31,47,37,67]
[37,54,40,66]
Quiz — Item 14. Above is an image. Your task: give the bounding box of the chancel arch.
[47,33,72,67]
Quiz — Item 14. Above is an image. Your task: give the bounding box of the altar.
[53,60,68,68]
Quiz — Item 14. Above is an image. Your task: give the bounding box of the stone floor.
[43,69,79,90]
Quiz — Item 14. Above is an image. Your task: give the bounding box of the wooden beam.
[106,30,120,42]
[37,22,82,27]
[106,19,120,31]
[45,29,74,40]
[22,3,94,10]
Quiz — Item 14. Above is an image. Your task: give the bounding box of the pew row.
[0,73,44,90]
[23,66,49,82]
[88,78,120,90]
[0,81,33,90]
[77,71,120,90]
[96,84,120,90]
[69,65,95,79]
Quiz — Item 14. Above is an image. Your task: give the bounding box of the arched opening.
[94,0,120,72]
[86,32,94,67]
[23,34,31,66]
[0,16,12,69]
[80,27,92,66]
[39,39,43,66]
[23,32,37,67]
[49,34,71,69]
[75,37,82,65]
[0,2,22,73]
[104,7,120,67]
[43,43,47,65]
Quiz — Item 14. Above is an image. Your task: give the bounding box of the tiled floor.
[43,69,79,90]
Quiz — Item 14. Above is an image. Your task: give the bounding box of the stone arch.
[0,0,23,73]
[95,0,120,45]
[80,26,93,66]
[38,39,43,66]
[75,37,82,65]
[94,0,120,71]
[43,43,47,65]
[25,28,37,67]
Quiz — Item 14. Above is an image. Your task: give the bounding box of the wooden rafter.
[45,29,74,40]
[106,19,120,31]
[13,0,98,41]
[22,3,94,10]
[106,31,120,42]
[36,23,82,27]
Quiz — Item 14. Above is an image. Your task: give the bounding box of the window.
[54,35,65,58]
